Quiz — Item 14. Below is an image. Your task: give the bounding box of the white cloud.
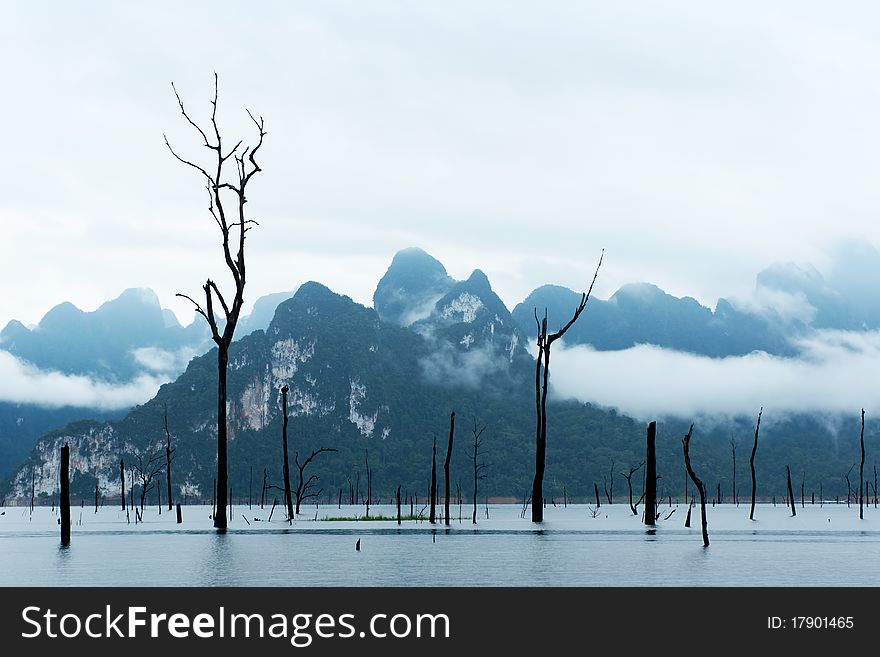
[0,351,168,410]
[548,330,880,419]
[132,346,197,374]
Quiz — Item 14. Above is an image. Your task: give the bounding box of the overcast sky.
[4,1,880,328]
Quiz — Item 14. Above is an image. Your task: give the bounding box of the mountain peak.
[374,247,455,326]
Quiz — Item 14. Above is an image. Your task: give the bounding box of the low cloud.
[725,286,817,325]
[420,343,508,389]
[0,350,168,410]
[548,330,880,419]
[132,346,197,374]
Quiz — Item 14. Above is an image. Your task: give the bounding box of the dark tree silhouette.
[166,75,266,531]
[682,424,709,547]
[163,405,175,511]
[749,407,762,520]
[60,444,70,545]
[294,447,338,514]
[644,421,657,526]
[860,408,866,520]
[532,251,603,522]
[444,411,455,527]
[466,419,488,524]
[786,466,796,517]
[620,461,645,516]
[133,449,164,512]
[364,450,373,518]
[119,458,126,511]
[430,436,437,524]
[730,438,737,506]
[280,385,294,523]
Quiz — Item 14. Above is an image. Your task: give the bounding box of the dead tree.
[604,460,615,504]
[167,75,266,531]
[730,438,737,506]
[594,483,601,508]
[430,436,437,524]
[621,461,645,515]
[860,408,866,520]
[60,444,70,545]
[293,447,338,514]
[786,466,796,517]
[845,464,854,507]
[94,481,99,513]
[749,407,762,520]
[133,449,164,512]
[444,411,455,527]
[532,251,603,522]
[119,459,126,511]
[280,385,294,522]
[261,468,267,509]
[364,450,373,518]
[682,425,709,547]
[396,486,402,524]
[466,419,488,524]
[644,421,657,526]
[163,405,175,511]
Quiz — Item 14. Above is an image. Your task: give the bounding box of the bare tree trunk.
[261,468,267,509]
[731,439,737,506]
[532,253,603,523]
[786,466,796,516]
[396,485,401,525]
[860,408,866,520]
[682,425,709,547]
[281,385,294,522]
[430,436,437,524]
[214,346,229,530]
[594,482,601,508]
[164,406,174,511]
[644,421,657,526]
[444,411,455,527]
[60,444,71,545]
[120,459,125,511]
[30,468,35,516]
[749,407,762,520]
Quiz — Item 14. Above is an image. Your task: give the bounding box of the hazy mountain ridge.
[4,244,880,499]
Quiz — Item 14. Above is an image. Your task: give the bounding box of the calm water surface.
[1,504,877,586]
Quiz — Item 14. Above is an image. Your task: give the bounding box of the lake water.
[1,502,878,586]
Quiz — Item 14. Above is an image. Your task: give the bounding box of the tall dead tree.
[167,75,266,531]
[621,461,645,515]
[467,419,488,524]
[60,444,70,545]
[786,466,796,517]
[644,421,657,526]
[444,411,455,527]
[163,405,175,511]
[280,385,294,522]
[293,447,338,514]
[119,459,126,511]
[730,438,737,506]
[364,449,373,518]
[532,251,603,522]
[749,407,762,521]
[430,436,437,524]
[682,425,709,547]
[860,408,866,520]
